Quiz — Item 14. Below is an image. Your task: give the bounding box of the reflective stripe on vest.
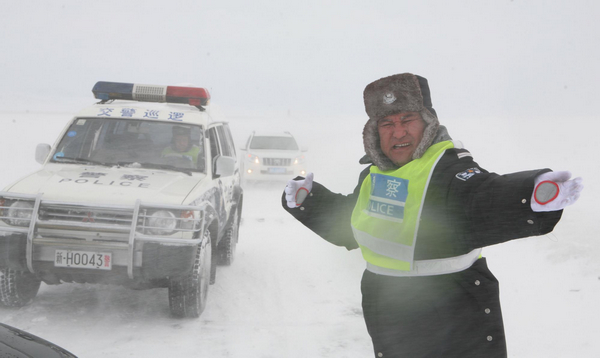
[351,140,478,276]
[366,248,482,277]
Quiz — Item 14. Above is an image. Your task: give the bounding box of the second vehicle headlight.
[294,155,306,164]
[246,153,260,164]
[147,210,177,235]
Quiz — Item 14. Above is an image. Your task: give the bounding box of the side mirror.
[301,146,308,152]
[214,155,236,177]
[35,143,51,164]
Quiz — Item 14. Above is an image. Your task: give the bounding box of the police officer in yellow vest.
[162,125,201,167]
[282,73,583,358]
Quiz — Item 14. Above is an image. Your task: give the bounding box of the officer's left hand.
[531,171,583,212]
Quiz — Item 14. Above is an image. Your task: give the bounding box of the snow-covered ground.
[0,107,598,357]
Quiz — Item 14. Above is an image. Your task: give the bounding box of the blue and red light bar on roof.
[92,81,210,107]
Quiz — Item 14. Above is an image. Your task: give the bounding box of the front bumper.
[0,192,212,282]
[0,233,197,283]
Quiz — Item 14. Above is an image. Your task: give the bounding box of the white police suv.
[240,131,308,183]
[0,82,243,318]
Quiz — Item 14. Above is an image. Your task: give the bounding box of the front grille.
[0,193,206,239]
[0,192,211,279]
[40,204,135,229]
[263,158,291,166]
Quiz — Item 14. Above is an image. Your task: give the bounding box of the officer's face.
[378,111,426,167]
[174,135,190,152]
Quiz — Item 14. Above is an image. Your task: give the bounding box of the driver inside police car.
[161,125,202,166]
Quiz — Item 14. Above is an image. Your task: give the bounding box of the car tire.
[217,208,240,266]
[168,229,211,318]
[0,268,42,307]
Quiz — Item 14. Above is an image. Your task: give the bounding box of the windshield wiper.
[117,162,193,176]
[53,156,110,167]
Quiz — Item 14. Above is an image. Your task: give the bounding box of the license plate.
[54,250,112,270]
[268,167,286,174]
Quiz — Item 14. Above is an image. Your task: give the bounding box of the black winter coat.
[282,146,563,358]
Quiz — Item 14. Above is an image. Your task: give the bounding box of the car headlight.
[294,155,306,164]
[146,210,177,235]
[7,201,34,227]
[246,153,260,164]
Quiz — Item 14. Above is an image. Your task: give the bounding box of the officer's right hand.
[285,173,314,208]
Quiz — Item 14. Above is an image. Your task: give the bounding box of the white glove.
[285,173,314,208]
[531,171,583,212]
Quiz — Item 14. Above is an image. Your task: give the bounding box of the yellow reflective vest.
[161,145,201,164]
[351,140,481,276]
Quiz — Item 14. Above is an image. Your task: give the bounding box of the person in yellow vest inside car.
[161,125,201,168]
[281,73,583,358]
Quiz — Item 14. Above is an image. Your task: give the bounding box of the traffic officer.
[282,73,583,357]
[161,125,201,167]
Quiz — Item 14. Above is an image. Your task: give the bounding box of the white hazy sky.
[1,0,599,120]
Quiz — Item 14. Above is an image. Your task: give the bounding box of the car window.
[208,127,220,174]
[249,136,298,150]
[50,118,205,172]
[216,125,233,157]
[222,123,237,157]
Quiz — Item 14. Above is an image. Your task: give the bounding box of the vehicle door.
[207,124,237,228]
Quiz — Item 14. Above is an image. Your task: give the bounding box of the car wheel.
[168,229,211,318]
[0,268,42,307]
[217,209,240,266]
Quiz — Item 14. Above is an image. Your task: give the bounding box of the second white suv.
[240,131,307,183]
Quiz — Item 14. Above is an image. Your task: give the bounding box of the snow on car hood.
[5,164,204,206]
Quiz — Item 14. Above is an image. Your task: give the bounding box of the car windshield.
[249,136,298,150]
[50,118,206,173]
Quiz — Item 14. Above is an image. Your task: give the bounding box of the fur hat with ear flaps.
[362,73,441,171]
